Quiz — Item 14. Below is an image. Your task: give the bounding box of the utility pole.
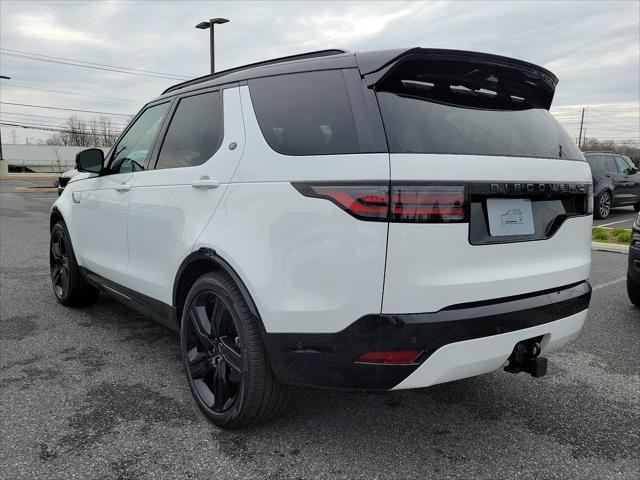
[0,75,11,176]
[577,107,585,148]
[195,18,230,74]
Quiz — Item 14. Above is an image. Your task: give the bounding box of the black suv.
[584,152,640,219]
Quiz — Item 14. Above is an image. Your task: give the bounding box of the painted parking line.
[592,277,627,291]
[597,219,635,227]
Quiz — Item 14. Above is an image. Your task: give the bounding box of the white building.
[1,144,108,173]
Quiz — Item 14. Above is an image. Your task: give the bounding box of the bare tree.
[583,138,640,166]
[46,115,122,147]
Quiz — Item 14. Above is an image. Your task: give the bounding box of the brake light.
[292,183,467,223]
[357,350,424,364]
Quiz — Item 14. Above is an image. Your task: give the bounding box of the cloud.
[0,0,638,144]
[14,13,104,44]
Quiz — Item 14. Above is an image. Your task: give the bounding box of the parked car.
[49,48,593,429]
[584,152,640,219]
[57,169,79,196]
[628,213,640,307]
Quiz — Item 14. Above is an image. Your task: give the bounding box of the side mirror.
[76,148,104,173]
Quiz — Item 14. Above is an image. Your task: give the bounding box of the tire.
[628,274,640,307]
[633,203,639,213]
[594,190,612,220]
[180,271,290,429]
[49,221,99,306]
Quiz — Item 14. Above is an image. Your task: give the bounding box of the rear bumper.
[264,281,591,390]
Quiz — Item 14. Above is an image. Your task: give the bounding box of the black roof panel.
[160,49,354,97]
[158,47,558,102]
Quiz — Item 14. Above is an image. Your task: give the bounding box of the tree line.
[45,115,125,148]
[582,138,640,166]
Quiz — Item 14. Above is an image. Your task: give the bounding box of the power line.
[1,111,74,121]
[0,101,132,116]
[1,51,189,81]
[1,48,191,79]
[0,116,129,128]
[0,111,130,125]
[2,83,143,103]
[0,121,120,136]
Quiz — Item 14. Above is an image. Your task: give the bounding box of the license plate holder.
[487,198,535,237]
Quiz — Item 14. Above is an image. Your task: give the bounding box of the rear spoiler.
[355,48,558,109]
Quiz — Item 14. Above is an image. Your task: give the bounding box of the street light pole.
[0,75,11,169]
[195,18,229,74]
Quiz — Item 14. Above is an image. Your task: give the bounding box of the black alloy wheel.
[49,221,99,306]
[50,228,70,299]
[180,272,290,429]
[183,290,242,413]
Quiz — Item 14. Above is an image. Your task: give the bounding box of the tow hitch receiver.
[504,338,547,378]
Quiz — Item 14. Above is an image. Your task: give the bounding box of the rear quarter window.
[248,70,360,156]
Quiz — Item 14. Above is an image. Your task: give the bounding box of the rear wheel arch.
[173,248,263,331]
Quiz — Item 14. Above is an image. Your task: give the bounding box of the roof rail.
[162,49,348,95]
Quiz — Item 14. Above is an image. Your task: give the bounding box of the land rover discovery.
[49,48,593,428]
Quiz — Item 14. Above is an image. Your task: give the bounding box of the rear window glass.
[376,59,583,161]
[248,70,359,156]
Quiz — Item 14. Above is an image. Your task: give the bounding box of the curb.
[14,187,58,193]
[591,242,630,254]
[1,173,60,181]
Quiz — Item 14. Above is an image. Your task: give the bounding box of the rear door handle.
[191,177,219,189]
[114,184,131,192]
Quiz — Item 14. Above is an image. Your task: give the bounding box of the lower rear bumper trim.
[263,281,591,390]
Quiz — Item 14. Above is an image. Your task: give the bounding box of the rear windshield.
[376,59,584,161]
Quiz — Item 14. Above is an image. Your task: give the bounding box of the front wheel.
[628,274,640,307]
[180,272,290,429]
[594,191,612,219]
[50,221,99,306]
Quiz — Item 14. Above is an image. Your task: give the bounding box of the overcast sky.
[0,0,638,144]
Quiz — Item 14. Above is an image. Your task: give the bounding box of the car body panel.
[382,154,592,313]
[125,87,245,303]
[193,85,390,333]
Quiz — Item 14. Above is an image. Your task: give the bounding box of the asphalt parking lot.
[593,206,637,229]
[1,180,639,480]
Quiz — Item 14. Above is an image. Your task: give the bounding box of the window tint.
[603,156,619,173]
[375,59,584,161]
[109,103,170,174]
[249,70,359,155]
[155,91,223,169]
[615,155,632,174]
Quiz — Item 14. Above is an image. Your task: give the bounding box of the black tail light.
[292,182,468,223]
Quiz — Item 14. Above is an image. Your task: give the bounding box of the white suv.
[49,48,593,429]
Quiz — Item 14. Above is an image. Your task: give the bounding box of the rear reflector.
[292,182,467,223]
[357,350,424,364]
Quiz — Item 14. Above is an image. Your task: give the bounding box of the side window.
[604,156,619,173]
[248,70,359,155]
[155,91,222,170]
[109,103,170,174]
[615,156,632,174]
